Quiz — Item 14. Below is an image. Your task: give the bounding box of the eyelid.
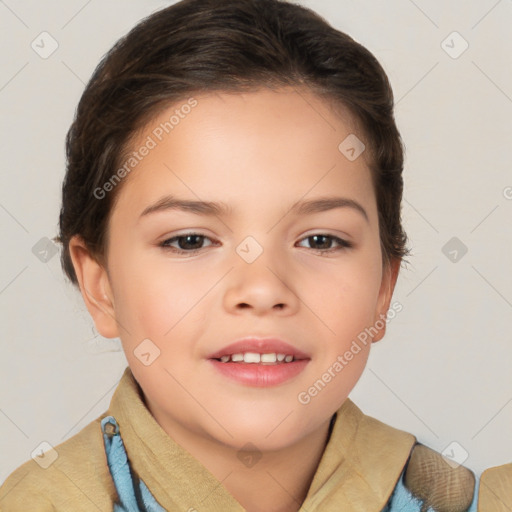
[158,231,215,245]
[157,226,216,240]
[299,229,353,242]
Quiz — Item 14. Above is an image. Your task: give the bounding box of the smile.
[215,352,297,364]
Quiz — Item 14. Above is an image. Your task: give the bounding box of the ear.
[68,235,119,339]
[371,257,401,343]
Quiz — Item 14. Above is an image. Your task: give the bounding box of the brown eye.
[176,234,205,250]
[297,234,352,253]
[307,235,332,250]
[160,233,214,253]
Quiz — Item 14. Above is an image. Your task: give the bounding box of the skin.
[70,87,400,512]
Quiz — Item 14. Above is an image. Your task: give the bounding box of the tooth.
[220,355,230,363]
[261,353,277,363]
[277,354,286,361]
[231,353,244,362]
[284,355,294,363]
[244,352,261,363]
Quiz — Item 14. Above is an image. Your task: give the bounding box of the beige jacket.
[0,367,509,511]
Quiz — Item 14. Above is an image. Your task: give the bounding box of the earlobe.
[371,258,401,343]
[68,235,119,339]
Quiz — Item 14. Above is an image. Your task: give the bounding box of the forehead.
[111,87,376,222]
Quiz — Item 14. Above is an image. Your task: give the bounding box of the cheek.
[109,251,212,346]
[298,268,378,414]
[307,256,382,335]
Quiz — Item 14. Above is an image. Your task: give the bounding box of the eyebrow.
[139,195,368,222]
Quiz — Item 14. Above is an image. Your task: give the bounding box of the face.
[72,88,398,452]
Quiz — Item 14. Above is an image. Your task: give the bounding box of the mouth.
[207,337,311,387]
[212,352,304,364]
[207,336,311,361]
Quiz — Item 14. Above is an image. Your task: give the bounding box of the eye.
[159,233,216,254]
[158,232,352,256]
[296,234,352,254]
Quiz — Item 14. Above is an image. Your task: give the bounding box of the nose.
[223,247,300,316]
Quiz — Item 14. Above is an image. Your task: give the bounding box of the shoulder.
[345,402,477,510]
[0,415,117,511]
[402,443,476,512]
[478,462,512,511]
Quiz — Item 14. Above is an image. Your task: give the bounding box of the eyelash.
[159,232,353,256]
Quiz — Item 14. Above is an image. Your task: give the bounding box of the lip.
[209,358,309,387]
[207,336,311,387]
[207,337,311,360]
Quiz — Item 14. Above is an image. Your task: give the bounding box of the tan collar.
[109,367,415,511]
[301,398,416,510]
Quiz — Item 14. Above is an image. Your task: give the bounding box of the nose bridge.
[224,234,298,314]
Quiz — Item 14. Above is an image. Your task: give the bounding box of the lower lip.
[208,359,310,387]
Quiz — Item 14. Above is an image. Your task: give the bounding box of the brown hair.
[56,0,408,285]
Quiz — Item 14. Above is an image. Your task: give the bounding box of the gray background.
[1,0,511,481]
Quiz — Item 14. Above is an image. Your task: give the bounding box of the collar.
[108,367,415,511]
[302,398,416,510]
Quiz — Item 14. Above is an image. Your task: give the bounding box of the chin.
[210,410,312,450]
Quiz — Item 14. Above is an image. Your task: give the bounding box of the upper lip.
[208,337,311,360]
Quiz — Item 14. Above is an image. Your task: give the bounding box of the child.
[1,0,510,510]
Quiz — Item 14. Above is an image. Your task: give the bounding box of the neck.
[222,417,334,512]
[147,399,336,512]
